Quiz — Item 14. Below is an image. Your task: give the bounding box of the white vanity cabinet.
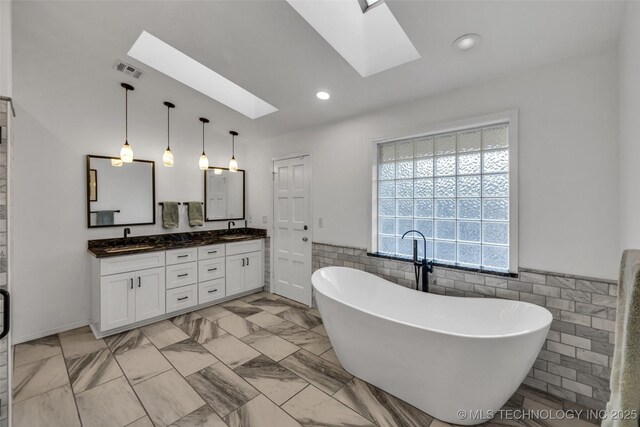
[226,240,264,297]
[197,244,226,305]
[91,237,264,338]
[95,253,166,332]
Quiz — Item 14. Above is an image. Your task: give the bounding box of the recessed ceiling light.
[316,91,330,100]
[453,34,482,52]
[128,31,278,119]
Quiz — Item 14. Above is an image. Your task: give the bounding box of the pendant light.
[163,102,175,167]
[229,130,238,172]
[199,117,210,170]
[120,83,134,163]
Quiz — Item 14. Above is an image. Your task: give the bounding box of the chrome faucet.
[228,221,235,230]
[401,230,434,292]
[123,227,131,240]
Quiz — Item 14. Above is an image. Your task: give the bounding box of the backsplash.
[311,242,616,411]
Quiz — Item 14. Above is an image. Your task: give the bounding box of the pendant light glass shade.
[229,157,238,172]
[199,154,209,170]
[229,131,238,172]
[163,102,176,167]
[199,117,210,170]
[120,83,134,163]
[120,142,133,163]
[163,149,174,167]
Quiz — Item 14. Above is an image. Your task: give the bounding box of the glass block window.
[376,123,511,272]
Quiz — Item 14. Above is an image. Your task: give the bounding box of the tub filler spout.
[401,229,433,292]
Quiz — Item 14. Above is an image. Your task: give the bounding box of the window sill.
[366,252,518,278]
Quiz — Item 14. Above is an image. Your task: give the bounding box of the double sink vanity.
[85,153,263,338]
[88,229,267,338]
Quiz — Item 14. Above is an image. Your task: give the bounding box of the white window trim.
[370,110,519,274]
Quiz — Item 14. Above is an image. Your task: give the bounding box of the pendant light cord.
[232,133,235,158]
[202,121,205,155]
[125,87,128,143]
[167,106,170,150]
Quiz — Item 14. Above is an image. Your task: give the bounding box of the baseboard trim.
[13,319,90,345]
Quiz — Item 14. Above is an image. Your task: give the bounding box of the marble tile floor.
[11,291,600,427]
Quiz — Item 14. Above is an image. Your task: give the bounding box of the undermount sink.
[104,244,156,254]
[220,235,252,241]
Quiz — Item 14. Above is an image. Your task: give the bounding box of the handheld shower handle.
[412,239,418,263]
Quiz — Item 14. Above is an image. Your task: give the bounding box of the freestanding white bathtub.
[312,267,552,425]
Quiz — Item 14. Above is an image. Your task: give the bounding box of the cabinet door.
[135,267,166,322]
[100,272,135,331]
[244,251,263,291]
[225,254,245,297]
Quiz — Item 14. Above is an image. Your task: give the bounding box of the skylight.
[127,31,278,119]
[287,0,419,77]
[358,0,384,13]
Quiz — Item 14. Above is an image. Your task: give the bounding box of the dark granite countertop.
[88,228,267,258]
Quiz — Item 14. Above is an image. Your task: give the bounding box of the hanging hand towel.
[603,249,640,427]
[188,202,203,227]
[162,202,180,229]
[96,211,114,226]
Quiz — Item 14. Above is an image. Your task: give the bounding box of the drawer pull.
[177,273,189,278]
[246,257,250,266]
[208,250,218,254]
[208,288,218,293]
[208,268,218,272]
[177,254,189,258]
[177,296,189,301]
[242,258,245,267]
[130,278,134,290]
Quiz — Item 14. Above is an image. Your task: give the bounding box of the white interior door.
[273,156,311,305]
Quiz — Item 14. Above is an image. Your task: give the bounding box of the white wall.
[247,50,620,281]
[0,0,11,97]
[12,100,248,343]
[619,1,640,252]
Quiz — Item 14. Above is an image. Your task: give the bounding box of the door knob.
[302,237,308,242]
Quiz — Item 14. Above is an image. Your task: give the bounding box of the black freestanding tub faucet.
[401,230,434,292]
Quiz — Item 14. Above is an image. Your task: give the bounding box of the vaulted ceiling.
[13,0,624,142]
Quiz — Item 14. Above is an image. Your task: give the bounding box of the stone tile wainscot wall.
[264,236,271,292]
[0,101,10,427]
[312,242,617,412]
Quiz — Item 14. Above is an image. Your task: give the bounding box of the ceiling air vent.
[114,60,143,79]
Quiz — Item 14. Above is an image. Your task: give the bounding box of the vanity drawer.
[226,239,263,256]
[166,262,197,289]
[198,258,225,282]
[166,285,197,314]
[166,248,197,266]
[198,244,225,260]
[100,252,165,276]
[199,278,225,305]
